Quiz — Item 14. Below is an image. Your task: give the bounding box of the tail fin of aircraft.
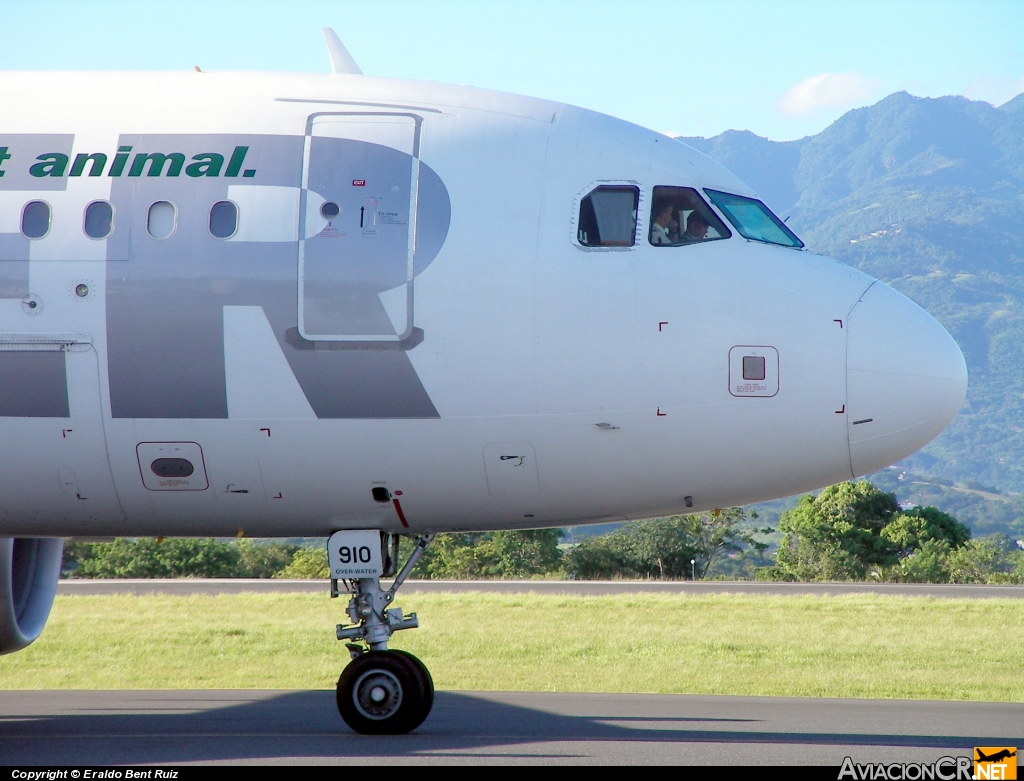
[323,27,363,75]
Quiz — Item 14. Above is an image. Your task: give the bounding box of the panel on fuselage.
[300,114,419,342]
[0,344,125,530]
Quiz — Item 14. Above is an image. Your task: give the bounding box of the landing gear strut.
[332,533,434,734]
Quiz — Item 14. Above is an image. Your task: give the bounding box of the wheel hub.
[352,669,403,720]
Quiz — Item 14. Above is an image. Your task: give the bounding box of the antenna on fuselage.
[323,27,363,75]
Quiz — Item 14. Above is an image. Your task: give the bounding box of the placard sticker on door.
[728,346,779,397]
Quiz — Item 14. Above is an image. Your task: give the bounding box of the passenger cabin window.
[84,201,113,239]
[209,201,238,239]
[704,189,804,248]
[577,186,639,247]
[147,201,176,239]
[648,186,730,247]
[21,201,51,239]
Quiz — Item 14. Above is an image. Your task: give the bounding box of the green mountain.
[681,91,1024,496]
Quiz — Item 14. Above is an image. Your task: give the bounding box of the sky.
[0,0,1022,141]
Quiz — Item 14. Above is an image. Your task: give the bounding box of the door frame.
[298,112,423,342]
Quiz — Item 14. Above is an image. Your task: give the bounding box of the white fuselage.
[0,71,967,537]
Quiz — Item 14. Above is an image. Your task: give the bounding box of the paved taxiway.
[0,690,1019,765]
[57,579,1024,598]
[35,580,1020,764]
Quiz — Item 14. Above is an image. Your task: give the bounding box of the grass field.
[0,592,1021,701]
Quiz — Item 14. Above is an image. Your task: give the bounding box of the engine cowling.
[0,538,64,654]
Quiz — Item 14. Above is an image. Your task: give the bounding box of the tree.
[888,539,954,583]
[565,510,769,580]
[944,535,1024,584]
[66,538,241,578]
[273,547,330,579]
[407,530,563,579]
[564,519,698,580]
[765,482,903,581]
[479,529,563,578]
[63,538,300,578]
[682,509,771,578]
[763,481,973,582]
[881,507,970,555]
[236,539,299,578]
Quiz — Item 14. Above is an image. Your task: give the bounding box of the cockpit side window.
[648,186,730,247]
[577,186,639,247]
[704,189,804,248]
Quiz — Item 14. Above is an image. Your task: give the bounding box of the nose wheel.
[392,648,435,717]
[330,533,436,734]
[337,650,433,734]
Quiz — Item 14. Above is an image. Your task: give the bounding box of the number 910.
[337,545,373,564]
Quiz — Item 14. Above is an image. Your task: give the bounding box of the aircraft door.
[0,340,125,530]
[299,113,421,342]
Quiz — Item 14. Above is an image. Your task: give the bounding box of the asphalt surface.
[57,578,1024,598]
[21,581,1024,764]
[0,690,1018,765]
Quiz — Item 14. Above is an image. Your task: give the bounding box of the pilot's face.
[687,220,708,238]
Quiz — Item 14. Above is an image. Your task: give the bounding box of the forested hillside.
[681,91,1024,494]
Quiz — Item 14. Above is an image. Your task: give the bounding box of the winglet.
[323,27,362,75]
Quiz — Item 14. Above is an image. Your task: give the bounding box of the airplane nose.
[846,281,968,476]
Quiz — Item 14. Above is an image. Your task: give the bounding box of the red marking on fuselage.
[260,428,271,436]
[658,322,668,331]
[392,498,410,527]
[835,405,845,414]
[352,179,366,186]
[657,408,667,416]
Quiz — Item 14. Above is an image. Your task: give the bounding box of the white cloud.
[777,72,881,117]
[962,76,1024,107]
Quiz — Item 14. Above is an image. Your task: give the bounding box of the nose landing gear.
[336,649,434,734]
[332,533,434,734]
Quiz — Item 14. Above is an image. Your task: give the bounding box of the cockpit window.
[648,186,730,247]
[577,186,639,247]
[704,189,804,248]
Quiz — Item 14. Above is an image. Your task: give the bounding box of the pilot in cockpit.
[681,211,709,242]
[650,200,679,245]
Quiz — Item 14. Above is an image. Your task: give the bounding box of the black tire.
[336,650,429,734]
[390,649,434,722]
